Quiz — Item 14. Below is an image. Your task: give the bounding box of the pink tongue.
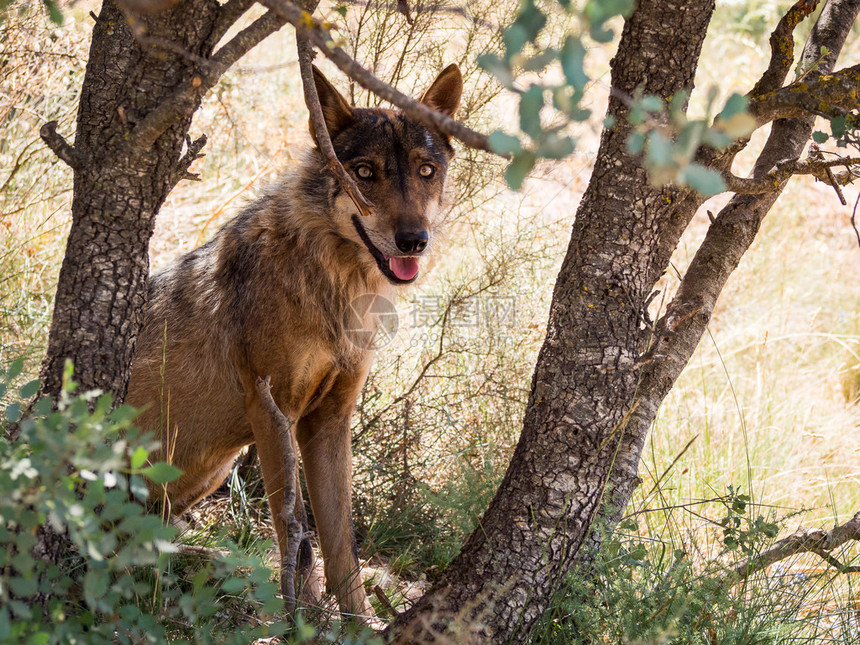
[389,256,419,281]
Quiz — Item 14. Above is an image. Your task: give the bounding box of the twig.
[256,0,497,155]
[396,0,414,25]
[726,511,860,583]
[851,192,860,251]
[296,36,373,217]
[212,0,257,43]
[373,584,400,617]
[175,544,231,558]
[170,134,207,187]
[255,375,302,612]
[723,156,860,195]
[39,121,83,171]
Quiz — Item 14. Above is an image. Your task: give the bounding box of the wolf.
[126,64,463,618]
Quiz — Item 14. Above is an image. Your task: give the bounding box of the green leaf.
[5,402,20,423]
[814,129,833,143]
[561,36,588,93]
[130,446,149,470]
[142,462,183,484]
[626,132,645,155]
[646,131,673,166]
[505,151,536,190]
[504,24,529,60]
[335,5,347,16]
[43,0,63,24]
[519,86,544,139]
[6,357,24,381]
[639,95,663,113]
[831,115,847,138]
[535,134,575,160]
[477,53,514,89]
[681,163,726,196]
[719,93,748,120]
[19,379,39,399]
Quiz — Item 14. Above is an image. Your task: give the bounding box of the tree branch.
[749,62,860,125]
[255,376,302,613]
[39,121,83,171]
[296,36,374,217]
[635,0,860,408]
[750,0,821,97]
[726,511,860,582]
[256,0,497,155]
[212,0,258,43]
[169,134,208,187]
[723,155,860,194]
[127,9,287,150]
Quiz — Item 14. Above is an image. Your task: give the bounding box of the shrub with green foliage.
[0,359,291,644]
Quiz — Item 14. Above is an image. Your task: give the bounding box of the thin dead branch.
[256,0,497,155]
[726,511,860,583]
[39,121,83,171]
[296,36,374,217]
[170,134,207,187]
[212,0,258,43]
[723,155,860,194]
[255,376,302,613]
[749,62,860,125]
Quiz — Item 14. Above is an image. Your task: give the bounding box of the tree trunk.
[389,0,859,642]
[390,1,716,641]
[38,0,222,401]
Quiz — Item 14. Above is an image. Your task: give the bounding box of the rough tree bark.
[38,0,286,401]
[32,0,289,579]
[389,0,860,642]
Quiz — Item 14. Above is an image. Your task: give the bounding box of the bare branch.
[724,155,860,194]
[340,0,499,30]
[750,0,821,97]
[726,512,860,583]
[634,0,860,411]
[296,36,374,217]
[749,62,860,125]
[256,0,497,155]
[212,0,257,43]
[127,10,287,150]
[170,134,208,187]
[255,375,302,613]
[39,121,83,171]
[396,0,414,25]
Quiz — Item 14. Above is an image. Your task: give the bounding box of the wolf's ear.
[420,64,463,118]
[309,66,355,141]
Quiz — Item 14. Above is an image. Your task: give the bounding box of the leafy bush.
[533,494,855,645]
[0,359,290,644]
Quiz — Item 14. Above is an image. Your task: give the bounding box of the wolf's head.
[308,65,462,285]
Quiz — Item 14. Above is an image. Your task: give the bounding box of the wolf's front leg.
[296,403,375,621]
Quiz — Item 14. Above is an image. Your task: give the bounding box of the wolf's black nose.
[395,229,428,254]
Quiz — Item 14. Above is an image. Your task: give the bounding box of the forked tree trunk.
[39,0,222,400]
[390,0,859,642]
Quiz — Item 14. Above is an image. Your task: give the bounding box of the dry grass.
[1,0,859,638]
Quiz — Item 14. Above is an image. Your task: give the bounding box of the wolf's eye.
[355,164,373,179]
[419,164,435,178]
